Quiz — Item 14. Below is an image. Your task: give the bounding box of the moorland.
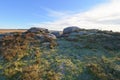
[0,27,120,80]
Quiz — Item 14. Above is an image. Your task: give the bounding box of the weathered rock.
[69,32,79,36]
[63,26,80,34]
[36,34,56,40]
[26,27,49,34]
[46,34,57,40]
[36,34,45,42]
[51,31,63,38]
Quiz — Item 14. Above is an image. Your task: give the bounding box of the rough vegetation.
[0,27,120,80]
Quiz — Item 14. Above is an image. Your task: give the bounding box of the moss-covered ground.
[0,31,120,80]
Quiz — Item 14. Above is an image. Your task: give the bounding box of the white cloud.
[34,0,120,32]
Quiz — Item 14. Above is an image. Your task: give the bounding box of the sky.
[0,0,120,32]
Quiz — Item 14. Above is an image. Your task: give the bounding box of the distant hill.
[0,29,27,33]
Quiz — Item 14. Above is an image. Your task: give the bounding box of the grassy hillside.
[0,28,120,80]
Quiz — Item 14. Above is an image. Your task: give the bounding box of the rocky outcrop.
[63,26,80,34]
[36,34,56,42]
[0,27,57,51]
[47,34,57,40]
[51,31,63,38]
[25,27,49,34]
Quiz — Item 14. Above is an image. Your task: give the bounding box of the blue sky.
[0,0,120,31]
[0,0,107,28]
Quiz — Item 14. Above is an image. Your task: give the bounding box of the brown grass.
[0,29,27,33]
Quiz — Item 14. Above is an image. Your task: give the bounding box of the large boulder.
[36,34,45,42]
[26,27,49,34]
[63,26,80,34]
[46,34,57,40]
[51,31,63,38]
[35,34,56,42]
